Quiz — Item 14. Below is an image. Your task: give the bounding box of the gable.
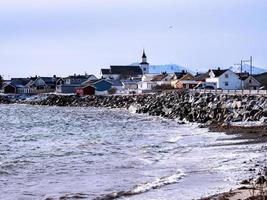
[93,80,112,91]
[180,73,195,81]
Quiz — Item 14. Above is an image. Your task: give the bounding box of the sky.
[0,0,266,78]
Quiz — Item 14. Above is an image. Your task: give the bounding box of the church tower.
[140,50,149,74]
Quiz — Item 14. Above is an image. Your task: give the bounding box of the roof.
[110,66,143,76]
[255,72,267,87]
[151,74,168,81]
[68,75,90,79]
[211,69,228,77]
[80,79,99,87]
[194,72,210,81]
[91,79,112,91]
[142,50,147,58]
[39,77,57,85]
[174,71,187,79]
[106,79,123,87]
[65,75,89,85]
[10,78,31,87]
[121,80,140,84]
[180,73,196,81]
[236,72,250,81]
[101,69,111,75]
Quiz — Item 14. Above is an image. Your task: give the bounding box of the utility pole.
[235,58,252,90]
[234,60,243,90]
[250,56,253,75]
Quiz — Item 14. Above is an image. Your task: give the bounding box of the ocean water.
[0,104,265,200]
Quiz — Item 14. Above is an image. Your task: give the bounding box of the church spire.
[141,50,148,64]
[142,49,147,59]
[140,49,149,74]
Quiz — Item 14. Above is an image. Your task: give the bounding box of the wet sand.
[203,124,267,200]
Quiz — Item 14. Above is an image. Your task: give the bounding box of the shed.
[76,85,95,96]
[3,84,16,93]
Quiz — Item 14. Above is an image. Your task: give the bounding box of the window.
[225,74,229,78]
[225,82,229,86]
[143,68,146,71]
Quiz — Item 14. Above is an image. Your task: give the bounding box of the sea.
[0,104,266,200]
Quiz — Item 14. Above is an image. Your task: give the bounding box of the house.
[106,79,124,94]
[121,79,139,93]
[194,72,210,83]
[57,74,98,94]
[27,76,58,93]
[76,79,112,96]
[137,81,157,93]
[255,72,267,89]
[3,78,31,94]
[141,74,159,82]
[151,73,174,86]
[238,73,261,90]
[206,68,241,90]
[174,73,198,89]
[76,85,95,96]
[170,71,187,87]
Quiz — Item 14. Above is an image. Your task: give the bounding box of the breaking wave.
[94,171,184,200]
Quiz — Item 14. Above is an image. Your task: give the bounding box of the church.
[100,50,150,80]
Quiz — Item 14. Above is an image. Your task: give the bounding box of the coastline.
[1,91,267,199]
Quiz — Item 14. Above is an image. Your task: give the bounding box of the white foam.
[130,171,185,194]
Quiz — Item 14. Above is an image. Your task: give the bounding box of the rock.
[240,179,250,184]
[256,176,266,184]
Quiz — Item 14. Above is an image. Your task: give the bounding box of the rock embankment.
[0,95,10,104]
[20,91,267,127]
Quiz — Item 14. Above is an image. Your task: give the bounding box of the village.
[1,51,267,96]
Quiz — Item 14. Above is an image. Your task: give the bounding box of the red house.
[76,85,95,96]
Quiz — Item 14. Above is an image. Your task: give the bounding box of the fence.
[190,89,267,96]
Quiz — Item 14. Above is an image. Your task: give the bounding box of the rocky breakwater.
[0,95,11,104]
[24,92,267,132]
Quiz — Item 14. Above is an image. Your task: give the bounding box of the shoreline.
[1,92,267,199]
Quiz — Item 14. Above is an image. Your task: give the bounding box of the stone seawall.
[5,91,266,129]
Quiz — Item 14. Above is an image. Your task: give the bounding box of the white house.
[151,74,174,86]
[137,81,157,93]
[206,68,241,90]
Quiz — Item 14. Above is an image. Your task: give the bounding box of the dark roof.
[40,77,56,84]
[68,75,89,79]
[101,69,111,75]
[10,78,31,87]
[110,66,143,76]
[151,74,168,81]
[211,69,228,77]
[194,72,210,81]
[255,72,267,87]
[174,71,187,79]
[65,75,89,85]
[237,73,250,81]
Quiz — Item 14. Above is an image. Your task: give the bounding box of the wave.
[128,104,140,114]
[94,171,184,200]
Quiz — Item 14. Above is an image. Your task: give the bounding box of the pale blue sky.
[0,0,266,78]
